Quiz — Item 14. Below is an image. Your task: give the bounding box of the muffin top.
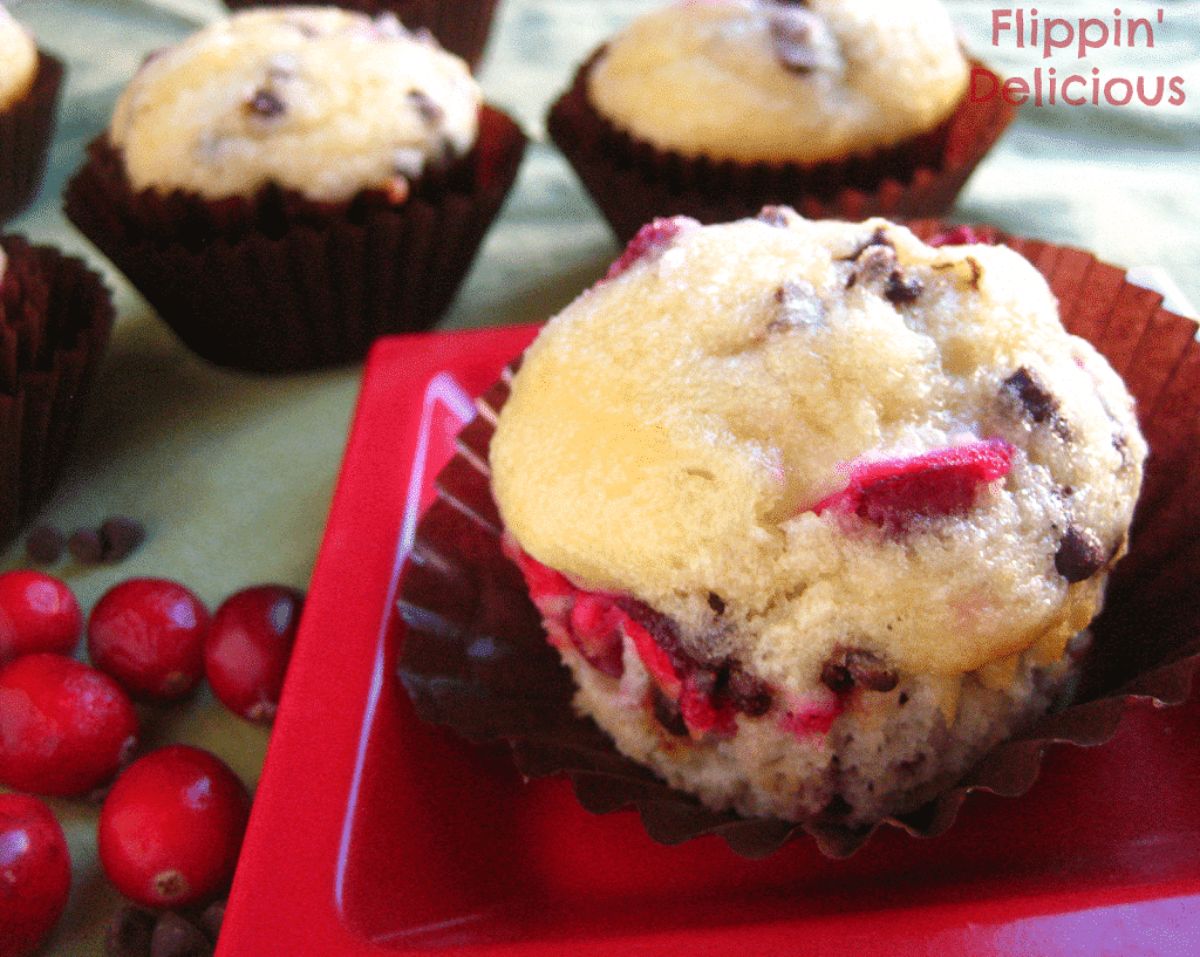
[110,7,481,203]
[490,211,1146,690]
[0,7,38,111]
[586,0,970,165]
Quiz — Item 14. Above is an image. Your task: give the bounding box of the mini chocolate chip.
[107,905,157,957]
[756,205,795,227]
[707,592,726,615]
[726,667,773,716]
[769,7,822,73]
[25,525,65,564]
[100,516,146,563]
[408,89,444,124]
[884,270,923,304]
[68,527,104,564]
[245,88,285,119]
[151,913,212,957]
[822,648,898,693]
[199,901,225,943]
[840,227,893,262]
[898,691,909,706]
[1055,525,1106,583]
[1003,367,1059,425]
[651,686,688,737]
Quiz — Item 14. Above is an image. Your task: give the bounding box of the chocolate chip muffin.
[488,210,1146,825]
[65,6,526,372]
[548,0,1015,239]
[0,7,64,221]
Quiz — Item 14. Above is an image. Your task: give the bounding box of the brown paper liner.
[397,222,1200,858]
[548,53,1018,244]
[0,236,114,544]
[219,0,500,69]
[0,53,64,224]
[63,107,526,373]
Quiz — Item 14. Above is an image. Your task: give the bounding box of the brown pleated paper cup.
[220,0,501,69]
[0,52,64,223]
[548,53,1018,244]
[397,222,1200,859]
[0,236,114,544]
[63,107,526,373]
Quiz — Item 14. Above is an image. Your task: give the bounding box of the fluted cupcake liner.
[548,54,1018,243]
[397,222,1200,858]
[220,0,501,69]
[0,53,64,224]
[63,107,526,373]
[0,236,114,544]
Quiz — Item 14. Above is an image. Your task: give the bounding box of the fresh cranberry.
[87,579,210,701]
[813,439,1016,529]
[0,571,82,666]
[0,794,71,957]
[98,745,251,909]
[204,585,304,723]
[604,216,698,280]
[0,654,138,796]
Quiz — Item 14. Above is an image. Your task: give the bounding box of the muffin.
[548,0,1016,241]
[64,7,526,373]
[220,0,501,70]
[0,8,64,222]
[485,210,1146,826]
[0,235,114,543]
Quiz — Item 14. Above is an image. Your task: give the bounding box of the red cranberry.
[0,653,138,796]
[99,746,251,909]
[0,571,83,666]
[0,794,71,957]
[204,585,304,724]
[87,579,210,701]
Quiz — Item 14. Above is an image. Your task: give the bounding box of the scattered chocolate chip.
[726,666,773,716]
[107,905,157,957]
[850,244,898,290]
[1002,367,1059,425]
[840,227,893,262]
[707,592,726,615]
[769,6,822,73]
[68,527,104,564]
[150,913,212,957]
[199,900,225,943]
[898,691,909,706]
[1055,525,1106,583]
[100,516,146,563]
[772,279,825,329]
[822,794,853,817]
[408,89,444,124]
[821,648,898,693]
[25,525,65,564]
[756,205,795,228]
[245,88,285,119]
[651,686,688,737]
[883,270,923,304]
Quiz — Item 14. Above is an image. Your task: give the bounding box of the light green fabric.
[1,0,1195,952]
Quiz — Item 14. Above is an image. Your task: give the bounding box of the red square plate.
[218,326,1200,957]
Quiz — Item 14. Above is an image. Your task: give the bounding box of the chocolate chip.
[151,913,212,957]
[199,900,225,943]
[68,527,104,564]
[883,271,923,304]
[726,667,773,716]
[1055,525,1106,583]
[840,228,893,262]
[25,525,65,564]
[769,7,822,73]
[100,516,146,563]
[651,686,688,737]
[707,592,726,615]
[1002,367,1059,425]
[245,88,285,119]
[756,205,795,228]
[107,905,156,957]
[821,648,898,693]
[849,244,898,290]
[408,89,444,124]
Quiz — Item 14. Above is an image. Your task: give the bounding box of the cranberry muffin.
[488,210,1146,825]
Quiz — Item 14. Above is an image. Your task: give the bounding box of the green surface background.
[1,0,1196,952]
